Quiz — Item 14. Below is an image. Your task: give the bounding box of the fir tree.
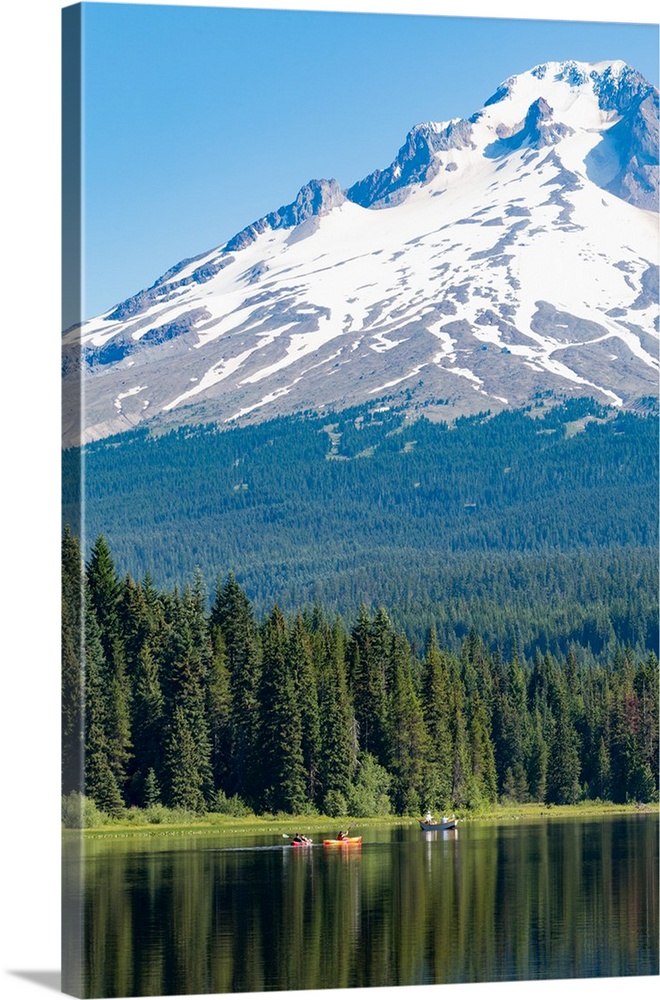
[468,690,498,805]
[165,706,206,812]
[288,616,321,802]
[82,594,124,817]
[546,685,582,805]
[144,767,161,807]
[318,618,356,807]
[207,624,233,794]
[350,604,384,760]
[161,590,213,804]
[86,535,132,793]
[86,535,123,668]
[527,708,549,803]
[387,633,428,814]
[259,606,307,813]
[129,645,165,805]
[593,735,611,801]
[210,573,262,803]
[420,629,454,810]
[448,665,471,808]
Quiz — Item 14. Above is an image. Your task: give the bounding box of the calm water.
[63,814,659,997]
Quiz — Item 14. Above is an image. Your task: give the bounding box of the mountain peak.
[486,59,651,113]
[63,60,659,446]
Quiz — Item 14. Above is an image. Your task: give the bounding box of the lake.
[63,813,658,997]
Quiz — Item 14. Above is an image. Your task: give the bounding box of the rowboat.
[418,818,457,831]
[322,836,362,846]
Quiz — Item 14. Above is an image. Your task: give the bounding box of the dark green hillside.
[62,399,658,657]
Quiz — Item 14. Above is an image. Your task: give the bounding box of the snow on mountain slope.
[62,60,659,445]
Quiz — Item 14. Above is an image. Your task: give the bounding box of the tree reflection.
[63,816,659,997]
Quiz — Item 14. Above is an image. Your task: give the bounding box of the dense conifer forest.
[62,529,659,819]
[62,399,658,658]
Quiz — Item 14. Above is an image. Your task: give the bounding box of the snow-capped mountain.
[62,60,659,445]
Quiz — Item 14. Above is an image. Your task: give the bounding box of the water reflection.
[63,815,658,997]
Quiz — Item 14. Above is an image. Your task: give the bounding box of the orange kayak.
[323,836,362,846]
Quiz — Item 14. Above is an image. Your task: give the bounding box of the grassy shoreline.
[67,800,658,840]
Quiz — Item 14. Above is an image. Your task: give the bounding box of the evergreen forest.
[62,529,659,820]
[61,398,659,661]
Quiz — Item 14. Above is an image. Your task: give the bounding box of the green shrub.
[323,790,347,817]
[145,804,168,825]
[209,790,250,817]
[347,754,392,817]
[142,804,201,825]
[62,791,109,829]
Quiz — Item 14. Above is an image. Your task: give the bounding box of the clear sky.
[74,1,659,323]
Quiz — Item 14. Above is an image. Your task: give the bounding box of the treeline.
[63,530,659,819]
[241,547,658,659]
[62,398,658,585]
[61,399,658,653]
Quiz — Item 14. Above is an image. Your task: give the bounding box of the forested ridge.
[61,398,658,657]
[62,530,659,820]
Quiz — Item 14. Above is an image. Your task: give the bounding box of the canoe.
[323,836,362,846]
[290,838,313,846]
[419,819,457,831]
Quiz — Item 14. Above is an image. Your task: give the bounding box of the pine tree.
[527,708,549,803]
[351,604,382,761]
[386,633,428,815]
[492,649,531,801]
[288,616,321,803]
[546,685,582,805]
[468,690,498,805]
[259,606,307,813]
[420,629,454,810]
[144,767,161,807]
[594,735,611,801]
[449,682,471,809]
[82,594,124,817]
[165,706,206,812]
[86,535,132,794]
[129,645,165,805]
[368,608,396,762]
[118,574,150,677]
[210,573,262,803]
[636,653,659,794]
[160,590,213,805]
[207,624,233,794]
[318,618,356,809]
[86,535,123,668]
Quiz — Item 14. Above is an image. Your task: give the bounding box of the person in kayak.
[336,829,350,841]
[291,833,312,845]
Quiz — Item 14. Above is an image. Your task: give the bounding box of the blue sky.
[76,2,659,322]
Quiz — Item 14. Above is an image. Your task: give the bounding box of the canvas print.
[61,2,659,998]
